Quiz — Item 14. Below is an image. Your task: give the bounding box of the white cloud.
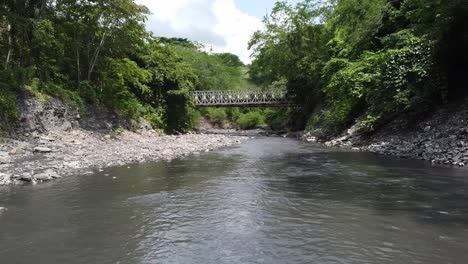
[136,0,263,64]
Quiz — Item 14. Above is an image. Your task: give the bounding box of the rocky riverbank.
[303,102,468,168]
[0,130,245,186]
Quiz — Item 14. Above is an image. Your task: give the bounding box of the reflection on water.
[0,138,467,264]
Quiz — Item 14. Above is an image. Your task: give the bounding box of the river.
[0,137,467,263]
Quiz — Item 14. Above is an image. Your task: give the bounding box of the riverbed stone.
[0,173,12,185]
[34,170,61,181]
[34,147,52,153]
[19,174,33,182]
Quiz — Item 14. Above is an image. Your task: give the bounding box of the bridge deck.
[190,90,288,107]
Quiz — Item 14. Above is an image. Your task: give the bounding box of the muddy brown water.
[0,138,467,264]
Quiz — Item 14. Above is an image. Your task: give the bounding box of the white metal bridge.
[190,89,288,107]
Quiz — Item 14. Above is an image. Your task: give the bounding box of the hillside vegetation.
[249,0,468,135]
[0,1,247,133]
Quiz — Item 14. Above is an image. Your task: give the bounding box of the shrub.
[165,90,195,133]
[237,111,266,129]
[145,107,166,130]
[40,82,84,111]
[264,108,289,131]
[0,88,17,125]
[206,108,227,125]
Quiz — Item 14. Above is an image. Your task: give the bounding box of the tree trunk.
[4,23,12,70]
[87,28,109,80]
[76,45,81,83]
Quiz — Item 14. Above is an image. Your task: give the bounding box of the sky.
[136,0,301,64]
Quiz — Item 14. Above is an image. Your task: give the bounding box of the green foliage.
[237,111,266,130]
[77,81,98,104]
[214,53,244,67]
[206,108,228,126]
[0,88,17,125]
[144,106,165,130]
[165,90,195,133]
[172,46,243,90]
[264,109,289,131]
[101,58,151,119]
[250,0,467,134]
[41,82,84,111]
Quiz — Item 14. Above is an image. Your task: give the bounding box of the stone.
[423,126,432,132]
[40,136,55,142]
[19,174,33,182]
[0,173,12,186]
[347,123,360,136]
[0,207,7,212]
[34,147,52,153]
[8,147,24,155]
[104,135,111,140]
[34,170,60,181]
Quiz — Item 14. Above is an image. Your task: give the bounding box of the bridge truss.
[190,90,288,107]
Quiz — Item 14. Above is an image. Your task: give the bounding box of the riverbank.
[0,130,245,186]
[303,102,468,168]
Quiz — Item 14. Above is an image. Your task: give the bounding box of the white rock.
[40,136,55,142]
[34,147,52,153]
[34,170,61,181]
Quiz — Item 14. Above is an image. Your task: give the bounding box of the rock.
[0,207,7,212]
[337,135,350,142]
[34,170,60,181]
[40,136,55,142]
[34,147,52,153]
[0,173,12,186]
[8,147,25,155]
[19,174,33,182]
[423,126,432,132]
[104,135,111,140]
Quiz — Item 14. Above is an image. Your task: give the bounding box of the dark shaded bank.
[303,102,468,168]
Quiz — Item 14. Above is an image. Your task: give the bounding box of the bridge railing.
[190,89,288,106]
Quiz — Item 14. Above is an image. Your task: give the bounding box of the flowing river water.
[0,137,467,264]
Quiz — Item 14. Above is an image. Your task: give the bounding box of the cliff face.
[1,95,137,138]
